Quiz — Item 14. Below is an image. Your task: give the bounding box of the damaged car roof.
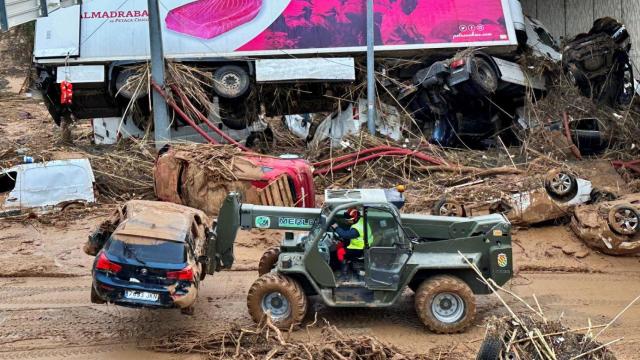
[113,200,209,242]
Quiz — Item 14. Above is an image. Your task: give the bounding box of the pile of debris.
[482,315,617,360]
[164,143,245,183]
[467,254,633,360]
[152,317,463,360]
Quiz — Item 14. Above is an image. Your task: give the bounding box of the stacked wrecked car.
[85,200,212,314]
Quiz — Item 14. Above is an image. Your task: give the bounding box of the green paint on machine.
[255,216,271,228]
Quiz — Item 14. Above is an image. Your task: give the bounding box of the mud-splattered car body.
[563,17,634,108]
[571,193,640,255]
[87,200,211,313]
[0,159,95,217]
[154,145,315,216]
[433,170,593,226]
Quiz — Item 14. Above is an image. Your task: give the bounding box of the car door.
[364,206,411,291]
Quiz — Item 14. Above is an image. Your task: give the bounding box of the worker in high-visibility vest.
[331,208,373,280]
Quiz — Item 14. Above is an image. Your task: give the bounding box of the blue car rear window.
[106,238,186,264]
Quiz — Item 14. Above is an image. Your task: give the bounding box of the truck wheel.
[247,273,307,329]
[90,285,105,304]
[414,275,476,334]
[258,247,281,276]
[432,199,465,217]
[608,204,640,236]
[476,335,502,360]
[219,104,249,130]
[464,57,499,97]
[115,68,148,100]
[212,65,250,99]
[545,171,578,200]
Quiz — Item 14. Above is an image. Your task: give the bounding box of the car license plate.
[124,290,159,302]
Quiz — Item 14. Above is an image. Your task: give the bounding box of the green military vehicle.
[206,188,513,334]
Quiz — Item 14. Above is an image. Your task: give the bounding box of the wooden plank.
[622,0,640,70]
[258,190,268,206]
[565,0,593,37]
[275,177,288,206]
[537,0,566,39]
[265,185,275,206]
[271,181,284,207]
[521,0,537,17]
[594,0,621,20]
[280,177,294,207]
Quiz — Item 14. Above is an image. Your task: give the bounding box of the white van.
[0,159,95,217]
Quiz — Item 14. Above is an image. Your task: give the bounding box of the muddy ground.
[1,216,640,359]
[1,110,640,359]
[1,32,640,359]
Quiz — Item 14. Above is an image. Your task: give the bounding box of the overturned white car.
[0,159,95,217]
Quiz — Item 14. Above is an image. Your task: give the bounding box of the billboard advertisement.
[68,0,516,61]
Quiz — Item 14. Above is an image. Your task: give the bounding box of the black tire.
[90,285,105,304]
[463,57,499,97]
[212,65,250,99]
[115,68,148,100]
[432,199,465,217]
[220,110,249,130]
[476,335,502,360]
[247,273,307,329]
[414,275,476,334]
[258,247,281,276]
[608,204,640,236]
[545,171,578,200]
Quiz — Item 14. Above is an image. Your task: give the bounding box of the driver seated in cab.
[331,208,373,279]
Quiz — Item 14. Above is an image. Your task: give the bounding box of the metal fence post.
[366,0,376,135]
[147,0,171,148]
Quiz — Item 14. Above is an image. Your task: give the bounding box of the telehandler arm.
[205,193,321,274]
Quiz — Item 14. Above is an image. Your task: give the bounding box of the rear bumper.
[93,273,196,309]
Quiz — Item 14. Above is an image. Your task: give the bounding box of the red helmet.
[345,208,360,222]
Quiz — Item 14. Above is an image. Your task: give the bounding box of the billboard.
[41,0,517,61]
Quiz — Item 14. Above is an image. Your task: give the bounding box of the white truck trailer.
[16,0,555,132]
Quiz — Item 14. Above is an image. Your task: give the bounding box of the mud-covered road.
[0,225,639,360]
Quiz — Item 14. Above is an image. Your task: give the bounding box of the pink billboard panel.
[164,0,514,53]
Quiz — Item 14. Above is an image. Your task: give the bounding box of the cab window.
[366,207,405,247]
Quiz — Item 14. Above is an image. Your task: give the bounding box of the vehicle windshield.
[106,235,186,264]
[307,214,327,243]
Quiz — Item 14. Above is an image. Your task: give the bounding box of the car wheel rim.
[439,203,461,217]
[220,73,241,93]
[431,292,464,324]
[614,209,639,233]
[262,292,291,321]
[550,173,572,195]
